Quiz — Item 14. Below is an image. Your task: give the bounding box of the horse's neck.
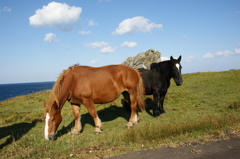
[157,67,172,81]
[48,92,67,111]
[52,71,73,109]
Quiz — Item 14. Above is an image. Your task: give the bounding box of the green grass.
[1,70,240,158]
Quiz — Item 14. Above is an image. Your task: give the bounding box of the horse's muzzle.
[48,134,55,140]
[45,133,55,141]
[176,81,183,86]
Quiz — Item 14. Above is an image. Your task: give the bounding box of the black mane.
[150,61,172,77]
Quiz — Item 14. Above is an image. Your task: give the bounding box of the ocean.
[0,81,54,102]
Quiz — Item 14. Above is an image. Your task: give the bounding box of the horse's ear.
[170,56,174,61]
[178,55,182,62]
[53,100,60,109]
[43,100,47,108]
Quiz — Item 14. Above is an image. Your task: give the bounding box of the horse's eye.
[51,118,55,121]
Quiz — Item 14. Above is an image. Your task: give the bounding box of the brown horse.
[43,64,145,140]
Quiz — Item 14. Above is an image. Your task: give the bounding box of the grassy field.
[0,70,240,158]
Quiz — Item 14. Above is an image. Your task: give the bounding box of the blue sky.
[0,0,239,84]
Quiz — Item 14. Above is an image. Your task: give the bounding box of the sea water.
[0,81,54,102]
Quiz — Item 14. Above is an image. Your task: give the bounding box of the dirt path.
[108,137,240,159]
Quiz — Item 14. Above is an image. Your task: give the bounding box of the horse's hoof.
[94,128,102,134]
[126,126,133,129]
[71,129,81,136]
[160,111,166,114]
[126,122,134,129]
[71,132,79,136]
[153,111,160,117]
[153,113,160,117]
[94,131,102,134]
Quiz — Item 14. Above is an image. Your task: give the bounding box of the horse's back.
[69,65,140,104]
[72,65,137,82]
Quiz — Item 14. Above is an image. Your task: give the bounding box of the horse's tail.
[136,70,145,111]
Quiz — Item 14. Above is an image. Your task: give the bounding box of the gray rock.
[122,49,161,69]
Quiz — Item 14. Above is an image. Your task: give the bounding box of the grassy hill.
[0,70,240,158]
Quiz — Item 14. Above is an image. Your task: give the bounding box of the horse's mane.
[49,64,78,107]
[151,60,171,74]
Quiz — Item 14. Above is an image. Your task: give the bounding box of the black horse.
[139,56,183,117]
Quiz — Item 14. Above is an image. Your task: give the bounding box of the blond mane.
[49,65,78,107]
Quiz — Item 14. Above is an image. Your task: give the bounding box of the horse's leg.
[159,91,167,114]
[71,104,82,135]
[122,91,131,111]
[126,92,139,128]
[153,91,160,117]
[83,100,102,134]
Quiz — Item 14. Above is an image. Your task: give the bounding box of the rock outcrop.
[122,49,161,69]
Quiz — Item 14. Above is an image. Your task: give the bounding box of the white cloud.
[90,59,99,64]
[113,16,163,35]
[88,19,97,26]
[121,41,137,48]
[215,50,232,57]
[29,2,82,31]
[100,46,114,53]
[162,56,196,63]
[79,30,91,35]
[44,33,57,42]
[203,49,240,59]
[85,41,108,48]
[1,6,12,13]
[203,52,215,59]
[86,41,114,53]
[161,57,169,61]
[234,48,240,54]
